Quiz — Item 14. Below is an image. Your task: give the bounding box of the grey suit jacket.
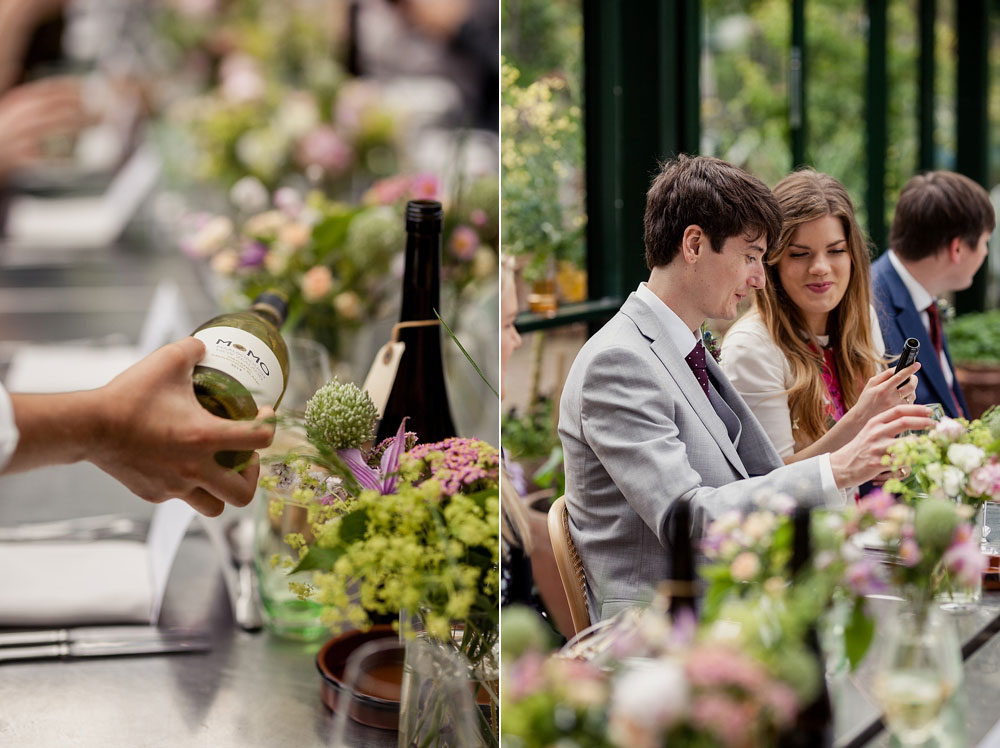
[558,293,836,621]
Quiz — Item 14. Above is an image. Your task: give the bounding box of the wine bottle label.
[193,326,284,407]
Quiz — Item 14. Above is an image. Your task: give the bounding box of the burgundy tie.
[685,341,711,398]
[926,301,964,417]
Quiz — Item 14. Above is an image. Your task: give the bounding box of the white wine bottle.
[191,292,290,468]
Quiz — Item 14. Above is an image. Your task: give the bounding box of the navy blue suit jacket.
[871,253,969,418]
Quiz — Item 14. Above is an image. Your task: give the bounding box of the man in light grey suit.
[559,155,933,622]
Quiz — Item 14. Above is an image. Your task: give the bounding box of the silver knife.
[0,625,205,648]
[0,636,211,663]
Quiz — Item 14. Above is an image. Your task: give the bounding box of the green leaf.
[292,546,343,573]
[337,507,370,542]
[435,309,499,399]
[844,599,875,669]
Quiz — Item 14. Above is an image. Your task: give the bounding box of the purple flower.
[858,488,895,520]
[845,557,888,596]
[338,418,408,495]
[238,240,268,269]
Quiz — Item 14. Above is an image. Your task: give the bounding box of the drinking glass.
[872,602,961,745]
[281,336,332,412]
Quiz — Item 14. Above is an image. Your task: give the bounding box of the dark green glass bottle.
[191,292,289,468]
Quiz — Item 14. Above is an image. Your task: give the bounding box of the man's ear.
[681,225,703,263]
[946,236,963,263]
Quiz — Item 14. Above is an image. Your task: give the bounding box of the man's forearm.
[4,390,106,475]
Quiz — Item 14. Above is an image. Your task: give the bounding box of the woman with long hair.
[721,169,919,502]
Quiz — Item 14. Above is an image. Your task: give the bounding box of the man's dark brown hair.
[889,171,995,261]
[643,154,782,269]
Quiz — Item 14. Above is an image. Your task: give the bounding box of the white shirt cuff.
[817,454,841,507]
[0,385,19,471]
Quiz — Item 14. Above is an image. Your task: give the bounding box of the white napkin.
[0,500,195,626]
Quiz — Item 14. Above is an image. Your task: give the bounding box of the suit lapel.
[621,295,750,478]
[883,265,958,414]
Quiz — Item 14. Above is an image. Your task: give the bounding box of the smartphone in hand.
[895,337,920,389]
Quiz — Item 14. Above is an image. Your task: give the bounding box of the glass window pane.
[805,0,868,227]
[935,0,958,171]
[700,0,791,188]
[886,0,919,237]
[501,0,587,313]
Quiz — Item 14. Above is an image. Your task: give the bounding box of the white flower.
[189,215,233,257]
[610,660,689,736]
[743,512,774,542]
[219,54,265,104]
[947,444,985,474]
[275,92,320,139]
[935,417,965,440]
[229,176,269,214]
[941,465,966,498]
[334,291,361,320]
[236,130,287,181]
[925,462,945,485]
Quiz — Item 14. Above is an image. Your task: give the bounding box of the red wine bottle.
[667,498,697,618]
[779,505,833,748]
[375,200,456,443]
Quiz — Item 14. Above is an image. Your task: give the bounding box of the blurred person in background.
[872,170,995,419]
[722,169,919,504]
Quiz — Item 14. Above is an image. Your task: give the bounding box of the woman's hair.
[756,169,882,445]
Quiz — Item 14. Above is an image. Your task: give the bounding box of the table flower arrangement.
[153,0,402,195]
[180,170,498,360]
[180,188,400,358]
[882,413,1000,511]
[260,377,500,743]
[501,597,809,748]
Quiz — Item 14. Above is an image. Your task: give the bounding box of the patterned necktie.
[685,341,710,398]
[926,300,964,417]
[926,301,944,358]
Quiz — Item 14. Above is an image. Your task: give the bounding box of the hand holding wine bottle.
[90,336,276,516]
[4,337,276,517]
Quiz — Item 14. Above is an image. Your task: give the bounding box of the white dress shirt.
[637,283,840,504]
[887,250,955,388]
[0,383,19,471]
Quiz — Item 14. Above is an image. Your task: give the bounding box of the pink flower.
[297,126,352,174]
[846,557,887,596]
[943,535,987,587]
[969,462,1000,500]
[505,652,546,702]
[729,552,761,582]
[763,683,798,726]
[411,173,440,200]
[364,175,412,206]
[449,225,479,261]
[691,694,755,748]
[274,187,303,217]
[899,538,922,567]
[935,417,965,440]
[858,488,895,520]
[219,54,265,103]
[301,265,333,301]
[470,208,488,227]
[685,647,768,693]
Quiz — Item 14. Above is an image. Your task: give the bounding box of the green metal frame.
[515,0,991,334]
[954,0,990,314]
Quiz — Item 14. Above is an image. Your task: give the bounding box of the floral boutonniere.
[937,296,957,323]
[701,324,722,364]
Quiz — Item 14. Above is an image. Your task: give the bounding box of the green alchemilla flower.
[304,377,378,450]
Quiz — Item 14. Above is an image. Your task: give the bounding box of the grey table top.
[0,462,396,748]
[0,242,396,747]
